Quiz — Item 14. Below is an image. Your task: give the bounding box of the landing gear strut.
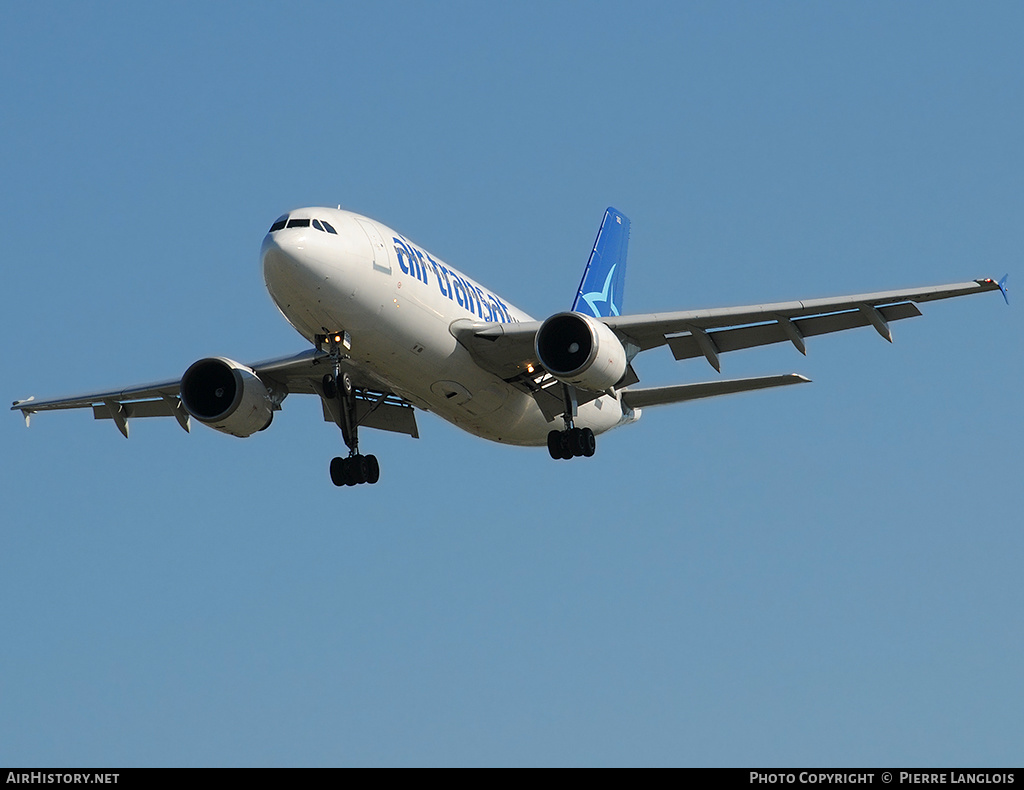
[322,339,380,487]
[547,383,596,460]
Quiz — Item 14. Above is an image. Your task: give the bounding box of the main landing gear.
[322,360,380,487]
[330,453,380,486]
[547,426,596,460]
[547,383,596,460]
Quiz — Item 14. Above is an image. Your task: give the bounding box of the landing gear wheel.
[323,374,337,400]
[330,456,346,486]
[558,430,574,460]
[352,455,368,484]
[546,427,597,460]
[581,427,596,457]
[329,454,381,487]
[365,454,380,484]
[547,430,562,460]
[569,427,584,457]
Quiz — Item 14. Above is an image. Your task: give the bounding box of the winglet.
[977,275,1009,305]
[572,207,630,318]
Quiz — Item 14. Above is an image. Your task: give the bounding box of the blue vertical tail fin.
[572,207,630,318]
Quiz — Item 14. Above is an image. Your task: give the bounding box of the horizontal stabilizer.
[621,373,810,409]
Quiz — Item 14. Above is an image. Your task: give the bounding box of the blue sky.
[2,1,1022,767]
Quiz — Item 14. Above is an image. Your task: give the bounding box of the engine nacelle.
[535,311,628,392]
[180,357,273,438]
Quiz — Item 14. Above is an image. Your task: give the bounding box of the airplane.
[12,206,1009,487]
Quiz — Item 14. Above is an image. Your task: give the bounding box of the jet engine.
[180,357,274,437]
[534,312,627,392]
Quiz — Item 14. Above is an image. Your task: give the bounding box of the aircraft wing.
[602,277,1007,371]
[11,349,419,439]
[449,319,544,380]
[452,277,1007,378]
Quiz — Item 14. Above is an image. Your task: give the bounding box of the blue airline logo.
[580,264,620,317]
[392,235,515,323]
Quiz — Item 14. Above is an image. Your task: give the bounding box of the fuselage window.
[312,219,325,232]
[269,215,288,232]
[286,218,311,228]
[321,220,338,234]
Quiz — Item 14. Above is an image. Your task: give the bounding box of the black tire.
[558,430,574,460]
[581,427,596,457]
[329,456,346,486]
[340,372,353,396]
[547,430,562,460]
[322,374,337,400]
[353,455,369,485]
[569,427,584,457]
[365,454,380,484]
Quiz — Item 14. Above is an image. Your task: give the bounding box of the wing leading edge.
[11,349,419,439]
[452,277,1006,380]
[602,277,1006,372]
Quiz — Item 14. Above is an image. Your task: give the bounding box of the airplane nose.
[261,230,338,340]
[262,231,324,287]
[261,231,327,313]
[261,233,294,287]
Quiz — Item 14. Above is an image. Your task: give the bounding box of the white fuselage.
[260,207,629,446]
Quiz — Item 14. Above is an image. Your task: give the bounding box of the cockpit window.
[269,215,338,234]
